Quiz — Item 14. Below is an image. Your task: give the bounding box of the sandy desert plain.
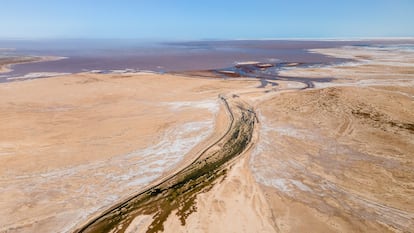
[0,43,414,233]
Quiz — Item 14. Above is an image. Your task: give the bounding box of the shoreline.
[0,55,67,75]
[2,39,412,85]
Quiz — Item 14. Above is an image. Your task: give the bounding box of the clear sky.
[1,0,413,39]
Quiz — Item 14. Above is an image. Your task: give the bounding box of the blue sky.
[1,0,413,39]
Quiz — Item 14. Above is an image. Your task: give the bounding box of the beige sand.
[0,73,257,232]
[248,47,414,232]
[159,46,414,233]
[251,86,414,232]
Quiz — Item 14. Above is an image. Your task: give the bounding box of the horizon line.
[1,36,414,42]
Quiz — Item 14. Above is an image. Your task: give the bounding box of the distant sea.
[1,39,413,81]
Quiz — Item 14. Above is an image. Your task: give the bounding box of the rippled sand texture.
[251,46,414,232]
[0,73,255,232]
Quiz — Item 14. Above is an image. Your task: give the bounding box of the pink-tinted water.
[1,39,412,82]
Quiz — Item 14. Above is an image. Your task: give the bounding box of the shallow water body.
[1,39,412,82]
